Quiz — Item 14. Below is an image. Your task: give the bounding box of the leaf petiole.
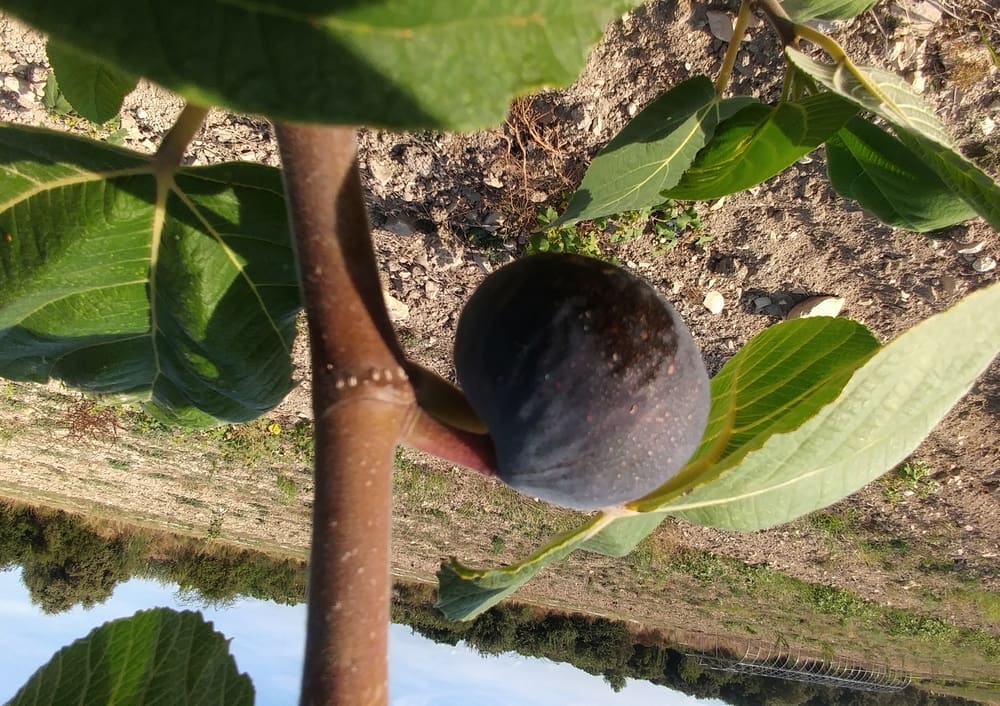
[714,0,754,97]
[150,103,208,177]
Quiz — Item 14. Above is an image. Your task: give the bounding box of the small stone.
[939,274,958,294]
[787,295,845,319]
[382,290,409,321]
[983,117,997,137]
[913,285,936,304]
[957,241,985,255]
[703,291,725,314]
[972,256,997,273]
[910,0,942,25]
[384,216,416,237]
[752,296,772,313]
[706,10,735,42]
[369,160,393,185]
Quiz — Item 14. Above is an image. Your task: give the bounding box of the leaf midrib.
[0,166,150,213]
[594,104,720,213]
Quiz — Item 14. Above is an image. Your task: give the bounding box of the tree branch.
[276,124,412,706]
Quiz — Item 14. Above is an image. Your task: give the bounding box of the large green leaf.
[1,1,639,131]
[658,282,1000,529]
[556,77,755,225]
[437,513,616,621]
[787,47,1000,229]
[665,92,857,200]
[9,608,253,705]
[579,511,668,556]
[437,318,879,620]
[0,125,300,426]
[659,319,878,482]
[826,117,977,231]
[780,0,879,21]
[786,48,953,148]
[45,38,137,124]
[439,283,1000,618]
[898,131,1000,230]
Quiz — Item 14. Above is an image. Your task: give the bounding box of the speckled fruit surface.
[454,253,710,509]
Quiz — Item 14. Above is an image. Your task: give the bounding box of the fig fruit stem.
[276,124,411,706]
[402,408,498,475]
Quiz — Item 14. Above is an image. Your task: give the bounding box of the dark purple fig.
[454,253,710,510]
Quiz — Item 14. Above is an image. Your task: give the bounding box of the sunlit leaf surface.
[0,125,300,426]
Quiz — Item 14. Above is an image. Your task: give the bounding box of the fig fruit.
[454,253,710,510]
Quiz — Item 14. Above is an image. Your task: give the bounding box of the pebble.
[383,216,416,237]
[703,291,725,314]
[913,285,936,304]
[382,290,409,321]
[972,256,996,273]
[368,160,393,185]
[706,10,735,41]
[1,75,14,92]
[939,274,958,294]
[786,295,845,319]
[752,295,772,312]
[957,241,985,255]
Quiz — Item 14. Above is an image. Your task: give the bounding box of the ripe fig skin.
[454,253,710,510]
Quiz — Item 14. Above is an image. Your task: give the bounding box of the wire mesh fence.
[688,636,912,693]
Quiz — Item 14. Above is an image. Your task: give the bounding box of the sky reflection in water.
[0,568,720,706]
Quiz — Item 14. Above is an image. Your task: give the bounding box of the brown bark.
[277,124,412,706]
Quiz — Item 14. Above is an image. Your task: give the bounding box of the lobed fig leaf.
[453,253,710,510]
